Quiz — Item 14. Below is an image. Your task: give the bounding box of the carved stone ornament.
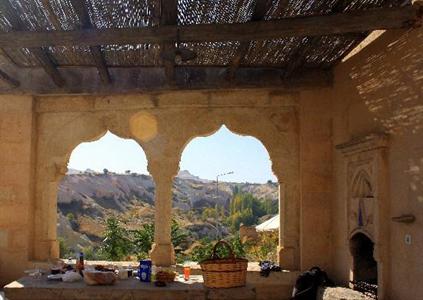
[336,133,389,239]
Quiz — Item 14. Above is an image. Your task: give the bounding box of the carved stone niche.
[336,133,390,298]
[336,134,388,240]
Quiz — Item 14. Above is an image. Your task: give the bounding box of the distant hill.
[57,170,278,251]
[177,170,211,182]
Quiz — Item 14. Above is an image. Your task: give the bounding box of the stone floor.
[317,286,373,300]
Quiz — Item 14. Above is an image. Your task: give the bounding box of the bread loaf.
[83,271,117,285]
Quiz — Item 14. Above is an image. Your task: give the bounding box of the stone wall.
[1,89,336,285]
[0,95,34,285]
[331,25,423,299]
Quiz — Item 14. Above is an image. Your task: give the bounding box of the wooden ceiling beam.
[160,0,178,84]
[0,68,19,88]
[70,0,111,84]
[227,0,273,80]
[0,6,418,48]
[0,67,333,94]
[0,0,65,87]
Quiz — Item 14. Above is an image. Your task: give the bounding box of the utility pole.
[214,171,234,239]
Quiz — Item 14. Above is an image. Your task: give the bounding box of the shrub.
[99,217,131,261]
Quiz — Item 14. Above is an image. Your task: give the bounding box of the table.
[4,275,256,300]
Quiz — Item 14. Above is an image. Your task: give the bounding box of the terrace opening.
[173,125,279,263]
[57,131,154,261]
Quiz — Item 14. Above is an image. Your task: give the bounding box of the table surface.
[4,275,258,300]
[5,274,205,291]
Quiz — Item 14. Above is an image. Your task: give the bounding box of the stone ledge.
[5,261,300,300]
[4,276,257,300]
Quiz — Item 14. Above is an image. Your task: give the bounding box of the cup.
[183,266,190,281]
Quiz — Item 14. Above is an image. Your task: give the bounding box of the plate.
[47,274,63,281]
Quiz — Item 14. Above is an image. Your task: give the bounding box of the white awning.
[255,215,279,232]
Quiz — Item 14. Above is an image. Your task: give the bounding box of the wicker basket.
[155,271,176,283]
[200,240,248,288]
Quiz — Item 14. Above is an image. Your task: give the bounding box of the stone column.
[148,159,179,266]
[33,162,66,261]
[277,181,299,270]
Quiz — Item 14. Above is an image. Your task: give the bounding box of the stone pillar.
[277,182,299,270]
[33,162,66,261]
[148,159,178,266]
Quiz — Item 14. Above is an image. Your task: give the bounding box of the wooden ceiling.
[0,0,420,94]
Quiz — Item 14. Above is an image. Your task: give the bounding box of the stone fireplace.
[336,134,390,298]
[350,232,378,284]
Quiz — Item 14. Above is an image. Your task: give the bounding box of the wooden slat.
[0,0,65,87]
[41,0,62,30]
[283,0,361,78]
[70,0,111,84]
[227,0,273,80]
[30,47,65,87]
[0,6,418,48]
[160,0,178,84]
[0,68,19,87]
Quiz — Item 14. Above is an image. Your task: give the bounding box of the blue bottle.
[138,259,152,282]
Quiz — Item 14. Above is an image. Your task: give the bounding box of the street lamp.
[214,171,234,239]
[216,171,234,200]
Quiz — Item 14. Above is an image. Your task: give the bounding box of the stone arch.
[165,108,299,268]
[351,169,374,198]
[349,232,378,286]
[31,102,299,269]
[32,111,151,260]
[177,124,278,182]
[350,228,374,242]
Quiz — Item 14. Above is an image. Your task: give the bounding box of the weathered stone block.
[0,229,9,249]
[206,285,256,300]
[0,142,31,164]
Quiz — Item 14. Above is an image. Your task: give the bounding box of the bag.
[292,267,333,299]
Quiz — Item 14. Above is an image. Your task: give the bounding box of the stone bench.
[4,275,258,300]
[14,261,299,300]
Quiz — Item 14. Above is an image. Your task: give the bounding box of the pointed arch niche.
[56,131,154,258]
[336,133,389,298]
[173,125,278,253]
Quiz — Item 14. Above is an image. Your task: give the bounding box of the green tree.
[66,212,75,222]
[132,223,154,256]
[100,217,131,261]
[228,192,268,230]
[131,220,188,259]
[58,237,73,258]
[202,207,218,220]
[188,235,246,262]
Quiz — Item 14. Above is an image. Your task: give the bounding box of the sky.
[68,126,277,183]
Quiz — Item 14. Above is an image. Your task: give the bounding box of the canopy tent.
[256,215,279,232]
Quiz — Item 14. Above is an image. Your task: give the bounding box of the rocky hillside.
[57,170,278,251]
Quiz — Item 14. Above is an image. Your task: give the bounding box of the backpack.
[291,267,333,300]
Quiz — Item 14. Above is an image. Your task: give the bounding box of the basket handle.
[211,240,235,260]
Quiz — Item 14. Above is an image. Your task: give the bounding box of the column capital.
[147,158,180,181]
